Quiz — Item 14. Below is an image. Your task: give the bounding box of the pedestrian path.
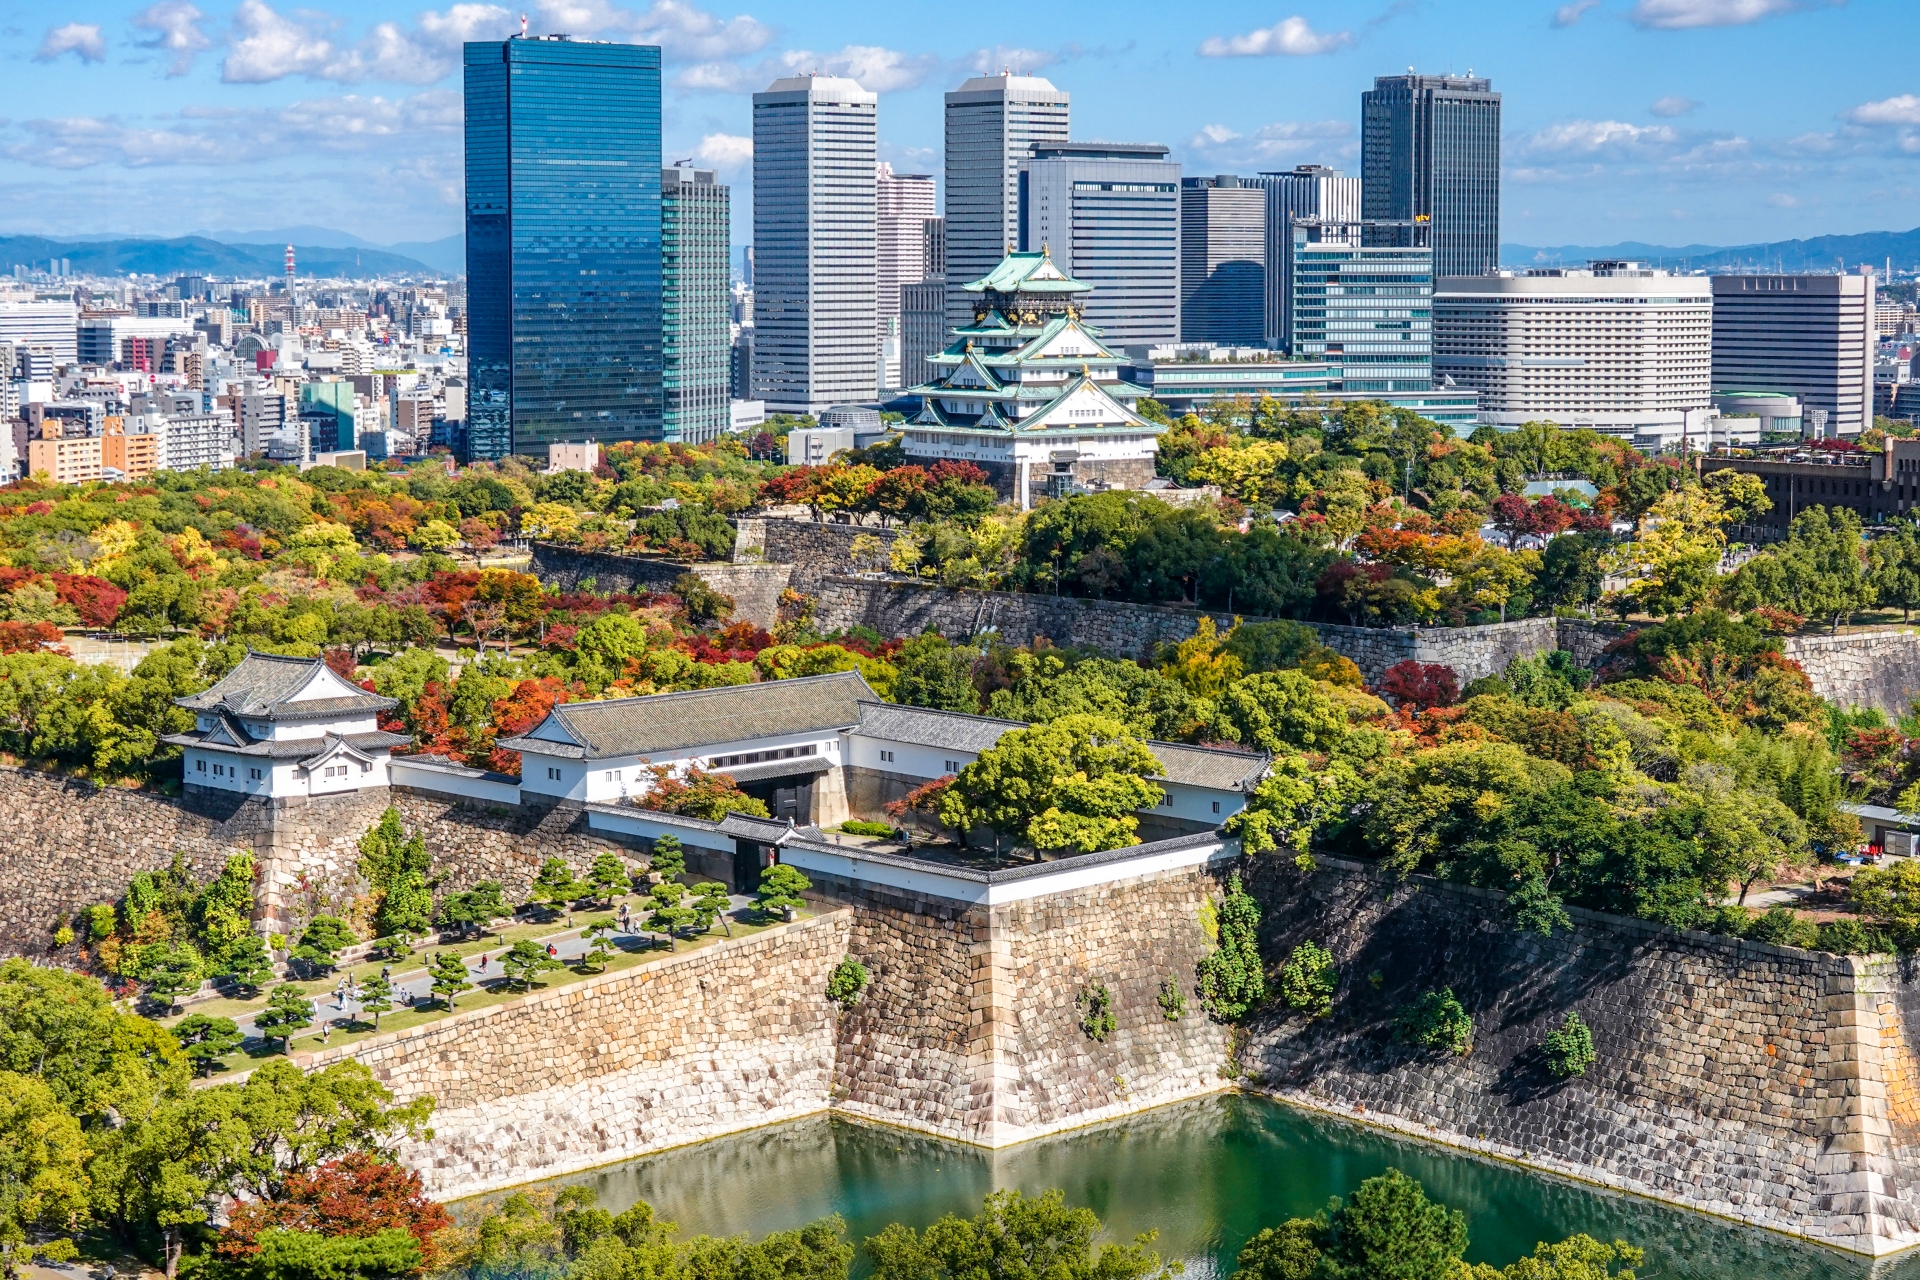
[232,893,752,1046]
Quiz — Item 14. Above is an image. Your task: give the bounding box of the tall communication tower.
[284,244,296,292]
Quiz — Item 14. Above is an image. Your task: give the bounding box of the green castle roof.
[963,249,1092,296]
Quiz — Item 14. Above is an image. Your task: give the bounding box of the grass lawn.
[181,906,794,1077]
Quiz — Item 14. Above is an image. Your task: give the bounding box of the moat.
[493,1094,1920,1280]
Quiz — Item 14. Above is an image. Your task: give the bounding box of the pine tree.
[256,984,313,1052]
[502,939,564,990]
[428,952,472,1010]
[691,881,732,935]
[649,836,686,883]
[358,974,394,1028]
[217,934,275,996]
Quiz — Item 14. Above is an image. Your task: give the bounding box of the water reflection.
[486,1094,1920,1280]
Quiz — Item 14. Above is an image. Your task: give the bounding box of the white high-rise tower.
[943,73,1069,328]
[752,74,878,413]
[876,163,936,392]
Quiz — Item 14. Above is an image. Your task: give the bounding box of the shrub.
[1077,983,1116,1041]
[1157,975,1187,1021]
[1816,916,1892,955]
[1278,942,1336,1019]
[826,956,869,1008]
[1745,905,1819,949]
[838,820,898,838]
[1394,988,1472,1056]
[1542,1011,1596,1078]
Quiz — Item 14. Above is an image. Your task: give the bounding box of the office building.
[300,381,357,453]
[662,164,731,444]
[900,280,949,391]
[752,74,878,414]
[1435,263,1712,446]
[1362,74,1501,279]
[730,328,754,401]
[78,314,192,366]
[1712,274,1876,438]
[1123,344,1479,431]
[944,74,1070,328]
[1280,220,1433,394]
[923,217,946,279]
[0,300,77,364]
[1258,165,1362,348]
[1705,435,1920,529]
[878,164,937,391]
[1180,176,1266,346]
[465,35,663,461]
[904,249,1162,506]
[1021,142,1181,349]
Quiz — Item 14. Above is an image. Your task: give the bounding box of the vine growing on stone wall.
[1078,983,1116,1041]
[1198,873,1266,1022]
[1157,975,1187,1020]
[1543,1010,1596,1077]
[1278,942,1336,1019]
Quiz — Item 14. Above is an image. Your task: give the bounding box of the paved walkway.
[233,895,751,1047]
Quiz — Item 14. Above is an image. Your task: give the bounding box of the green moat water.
[508,1094,1920,1280]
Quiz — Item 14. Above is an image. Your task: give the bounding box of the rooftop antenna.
[519,13,527,36]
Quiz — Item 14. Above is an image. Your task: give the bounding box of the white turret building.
[165,652,408,800]
[903,249,1166,507]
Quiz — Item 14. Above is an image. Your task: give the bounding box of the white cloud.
[132,2,213,75]
[965,46,1059,75]
[1520,119,1681,155]
[222,0,336,82]
[1186,118,1352,164]
[36,23,107,63]
[1552,0,1601,27]
[1628,0,1803,30]
[1650,95,1701,117]
[10,91,461,170]
[1767,192,1799,207]
[223,0,520,84]
[677,44,939,93]
[1198,16,1353,57]
[528,0,769,55]
[693,132,752,168]
[1846,95,1920,127]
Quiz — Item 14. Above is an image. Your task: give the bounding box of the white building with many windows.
[1434,262,1712,445]
[166,652,407,799]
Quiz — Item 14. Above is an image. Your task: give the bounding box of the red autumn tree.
[51,573,128,628]
[485,677,570,775]
[217,1153,452,1273]
[0,621,64,654]
[633,762,769,820]
[1378,660,1460,712]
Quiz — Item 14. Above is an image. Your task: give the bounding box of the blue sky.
[1,0,1915,253]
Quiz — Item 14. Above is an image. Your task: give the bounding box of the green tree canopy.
[939,715,1165,855]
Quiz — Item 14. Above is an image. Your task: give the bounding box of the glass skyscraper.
[1284,220,1433,394]
[662,165,731,444]
[464,36,662,461]
[1361,74,1500,280]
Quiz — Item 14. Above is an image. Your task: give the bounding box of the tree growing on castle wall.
[1197,874,1265,1022]
[938,715,1163,856]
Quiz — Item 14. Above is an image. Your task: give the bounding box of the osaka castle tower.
[901,248,1165,508]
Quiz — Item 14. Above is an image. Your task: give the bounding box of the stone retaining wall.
[815,861,1230,1146]
[758,519,905,593]
[292,911,852,1197]
[811,577,1630,682]
[527,544,791,627]
[1239,855,1920,1256]
[0,770,636,959]
[1783,629,1920,715]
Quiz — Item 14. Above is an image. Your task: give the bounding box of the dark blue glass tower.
[464,36,662,461]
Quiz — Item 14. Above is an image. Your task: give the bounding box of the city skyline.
[1,0,1915,256]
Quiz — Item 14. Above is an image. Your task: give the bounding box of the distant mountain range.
[1501,226,1920,272]
[0,230,460,280]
